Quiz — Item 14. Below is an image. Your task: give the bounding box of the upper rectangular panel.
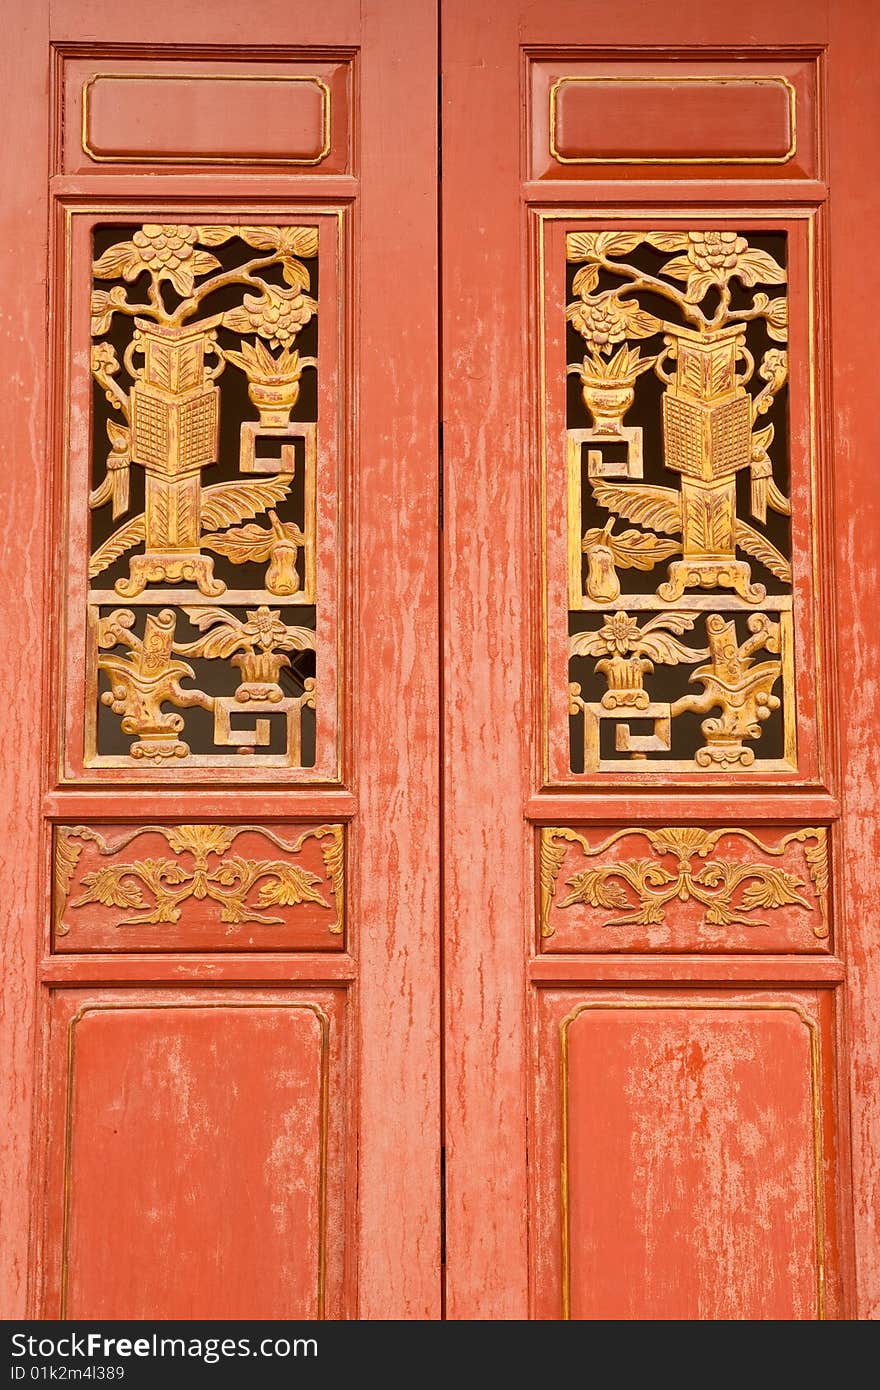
[56,52,354,175]
[528,54,820,181]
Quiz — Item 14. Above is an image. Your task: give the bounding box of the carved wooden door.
[0,0,440,1319]
[442,0,880,1321]
[2,0,879,1326]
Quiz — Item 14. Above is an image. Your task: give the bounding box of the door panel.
[442,0,877,1320]
[0,0,440,1319]
[45,991,347,1319]
[533,989,841,1320]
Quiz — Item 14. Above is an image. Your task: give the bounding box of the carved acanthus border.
[540,824,829,939]
[53,822,345,936]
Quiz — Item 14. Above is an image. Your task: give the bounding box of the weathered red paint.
[0,0,440,1321]
[442,0,877,1322]
[1,0,879,1325]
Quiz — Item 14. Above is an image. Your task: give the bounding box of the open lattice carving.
[564,229,795,772]
[87,223,322,767]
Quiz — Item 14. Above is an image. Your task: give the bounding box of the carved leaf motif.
[201,524,280,564]
[199,476,292,530]
[569,629,611,659]
[255,863,329,908]
[801,833,829,898]
[540,832,569,937]
[636,630,709,666]
[237,226,319,258]
[314,827,345,933]
[89,515,146,576]
[572,263,600,297]
[90,286,129,335]
[739,868,811,911]
[561,868,631,910]
[190,250,222,279]
[92,241,144,281]
[72,866,148,909]
[639,611,702,639]
[764,296,788,343]
[732,247,787,288]
[659,254,694,282]
[175,610,246,660]
[645,827,719,859]
[644,232,689,253]
[54,833,86,936]
[565,231,643,262]
[734,520,792,582]
[281,259,311,291]
[195,226,238,246]
[590,481,682,535]
[582,526,679,571]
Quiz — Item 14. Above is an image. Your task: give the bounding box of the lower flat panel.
[532,987,842,1319]
[41,987,349,1319]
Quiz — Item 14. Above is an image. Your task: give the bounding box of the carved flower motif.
[566,293,660,355]
[646,827,718,861]
[92,224,221,297]
[686,230,748,274]
[596,612,641,654]
[132,224,199,272]
[163,825,239,860]
[241,607,294,651]
[225,287,317,349]
[90,341,119,374]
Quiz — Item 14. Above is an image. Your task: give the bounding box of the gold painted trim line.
[81,73,332,166]
[559,998,826,1320]
[549,75,797,166]
[60,1000,331,1319]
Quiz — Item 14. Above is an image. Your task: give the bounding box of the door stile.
[0,1,51,1319]
[441,0,533,1319]
[828,0,880,1318]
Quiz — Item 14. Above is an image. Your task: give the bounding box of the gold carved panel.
[562,228,799,774]
[85,222,328,770]
[540,824,829,953]
[53,822,345,952]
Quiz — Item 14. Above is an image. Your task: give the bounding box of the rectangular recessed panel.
[83,74,330,165]
[540,825,831,953]
[527,57,819,181]
[551,77,795,164]
[53,822,345,952]
[63,1003,328,1319]
[564,1002,822,1319]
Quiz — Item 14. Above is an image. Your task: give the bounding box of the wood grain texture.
[531,988,843,1320]
[0,1,49,1318]
[442,0,531,1319]
[355,0,441,1318]
[828,0,880,1320]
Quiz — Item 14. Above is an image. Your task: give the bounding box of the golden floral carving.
[88,223,321,767]
[540,825,829,938]
[564,226,795,771]
[54,823,345,934]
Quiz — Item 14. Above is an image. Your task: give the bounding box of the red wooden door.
[2,0,880,1324]
[0,0,440,1320]
[442,0,880,1321]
